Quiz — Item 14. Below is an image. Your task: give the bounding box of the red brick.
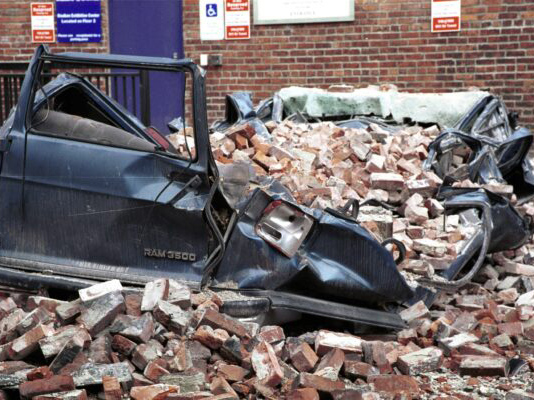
[19,376,75,399]
[144,361,170,382]
[287,388,320,400]
[459,355,507,377]
[103,376,122,400]
[199,309,248,339]
[251,341,283,387]
[297,373,345,392]
[290,342,319,373]
[217,364,249,382]
[369,375,419,395]
[112,334,137,356]
[314,348,344,379]
[26,366,53,381]
[257,326,285,344]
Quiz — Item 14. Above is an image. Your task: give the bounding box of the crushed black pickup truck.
[0,46,532,331]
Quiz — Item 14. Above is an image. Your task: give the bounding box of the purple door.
[108,0,184,132]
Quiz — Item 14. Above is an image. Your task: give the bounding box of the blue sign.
[206,4,218,18]
[56,0,102,43]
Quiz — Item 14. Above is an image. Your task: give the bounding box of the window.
[30,67,196,161]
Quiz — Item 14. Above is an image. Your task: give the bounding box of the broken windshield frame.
[24,47,200,162]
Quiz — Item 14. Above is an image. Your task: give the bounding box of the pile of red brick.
[207,119,534,275]
[0,275,532,400]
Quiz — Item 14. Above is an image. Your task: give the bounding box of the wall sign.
[200,0,225,40]
[431,0,461,32]
[56,0,102,43]
[253,0,354,25]
[31,3,55,43]
[225,0,250,40]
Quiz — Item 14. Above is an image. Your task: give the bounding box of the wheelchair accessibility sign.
[200,0,224,40]
[206,4,218,17]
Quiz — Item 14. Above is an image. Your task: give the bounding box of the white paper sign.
[31,2,55,43]
[200,0,225,41]
[431,0,461,32]
[254,0,354,25]
[225,0,250,40]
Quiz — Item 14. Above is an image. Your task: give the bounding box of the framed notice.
[225,0,250,40]
[431,0,461,32]
[56,0,102,43]
[253,0,355,25]
[31,3,55,43]
[200,0,225,41]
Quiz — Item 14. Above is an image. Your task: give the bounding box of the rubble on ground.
[176,103,534,396]
[0,276,532,399]
[203,114,534,286]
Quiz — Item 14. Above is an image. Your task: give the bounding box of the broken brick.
[369,375,419,395]
[210,376,238,398]
[16,307,54,336]
[72,362,132,386]
[199,309,248,338]
[78,291,125,337]
[287,388,320,400]
[112,334,137,356]
[218,364,249,382]
[289,342,319,373]
[130,384,180,400]
[297,373,345,392]
[314,348,344,380]
[167,280,192,309]
[78,280,123,303]
[343,356,379,380]
[49,336,85,374]
[251,341,283,387]
[132,340,164,371]
[103,376,122,400]
[397,347,443,375]
[399,301,430,323]
[144,361,170,382]
[19,376,75,399]
[26,366,53,381]
[33,390,87,400]
[370,173,404,191]
[315,330,362,356]
[141,279,170,312]
[439,333,479,355]
[9,324,55,360]
[88,334,112,364]
[459,355,507,377]
[257,326,285,344]
[39,326,90,360]
[55,301,81,325]
[120,312,155,343]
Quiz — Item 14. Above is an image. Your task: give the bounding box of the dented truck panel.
[425,95,534,196]
[215,189,414,305]
[438,188,533,254]
[0,46,215,286]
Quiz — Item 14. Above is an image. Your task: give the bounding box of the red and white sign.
[31,2,55,43]
[431,0,461,32]
[225,0,250,40]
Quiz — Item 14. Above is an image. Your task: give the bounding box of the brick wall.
[183,0,534,127]
[0,0,109,60]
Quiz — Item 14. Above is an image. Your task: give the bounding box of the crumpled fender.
[214,189,414,305]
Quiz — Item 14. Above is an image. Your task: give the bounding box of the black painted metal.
[0,46,214,290]
[243,290,407,330]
